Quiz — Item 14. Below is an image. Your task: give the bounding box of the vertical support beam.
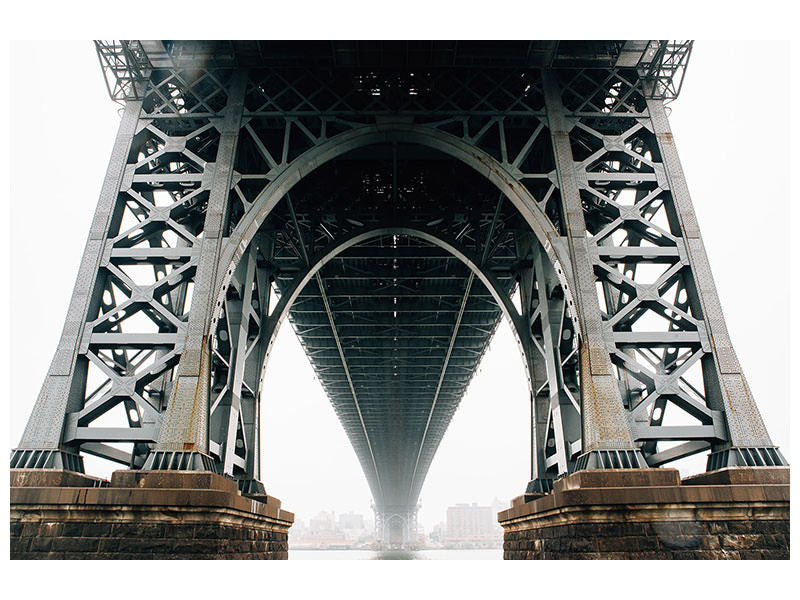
[543,72,646,470]
[519,231,581,492]
[207,232,274,492]
[244,234,274,482]
[515,234,550,490]
[222,243,257,475]
[646,98,786,470]
[12,99,144,471]
[533,246,569,474]
[145,70,248,469]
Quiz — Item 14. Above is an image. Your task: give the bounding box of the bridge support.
[10,469,293,559]
[499,467,789,559]
[11,41,789,560]
[374,505,419,550]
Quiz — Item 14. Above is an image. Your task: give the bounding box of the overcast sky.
[7,40,791,532]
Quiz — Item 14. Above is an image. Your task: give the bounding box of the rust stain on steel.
[184,335,210,451]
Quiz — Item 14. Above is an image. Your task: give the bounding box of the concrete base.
[10,469,293,559]
[498,467,789,559]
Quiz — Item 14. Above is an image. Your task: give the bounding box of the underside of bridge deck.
[255,150,522,513]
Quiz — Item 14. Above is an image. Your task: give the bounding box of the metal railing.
[95,40,152,103]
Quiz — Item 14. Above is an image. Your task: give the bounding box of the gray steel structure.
[12,41,786,526]
[375,504,419,548]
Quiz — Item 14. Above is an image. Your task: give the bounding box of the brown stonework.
[499,468,789,560]
[10,469,293,560]
[10,469,108,488]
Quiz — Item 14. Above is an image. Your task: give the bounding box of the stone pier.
[10,469,293,559]
[498,468,789,559]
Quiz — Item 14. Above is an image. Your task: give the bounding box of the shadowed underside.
[258,153,521,510]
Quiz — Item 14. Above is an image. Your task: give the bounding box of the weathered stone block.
[52,537,99,553]
[682,467,789,486]
[22,522,46,538]
[28,536,53,553]
[698,535,721,550]
[169,525,196,539]
[98,538,120,552]
[194,524,223,540]
[499,467,789,559]
[651,521,684,541]
[725,520,754,534]
[598,535,639,552]
[567,536,597,553]
[10,470,292,560]
[81,523,113,538]
[172,540,217,554]
[706,521,728,534]
[61,522,86,537]
[637,535,660,551]
[10,469,107,489]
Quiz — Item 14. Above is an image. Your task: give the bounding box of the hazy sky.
[8,40,791,533]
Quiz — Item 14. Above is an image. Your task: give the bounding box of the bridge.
[10,40,789,559]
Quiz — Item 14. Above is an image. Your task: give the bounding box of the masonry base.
[10,469,293,559]
[498,467,789,559]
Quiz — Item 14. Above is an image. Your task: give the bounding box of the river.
[290,548,502,560]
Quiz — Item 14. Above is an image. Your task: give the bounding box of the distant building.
[309,511,336,533]
[291,518,307,535]
[490,497,506,515]
[339,511,365,531]
[290,510,375,549]
[429,521,446,544]
[443,503,503,547]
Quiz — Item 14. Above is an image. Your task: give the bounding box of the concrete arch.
[215,122,577,335]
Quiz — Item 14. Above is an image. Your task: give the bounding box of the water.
[290,548,502,560]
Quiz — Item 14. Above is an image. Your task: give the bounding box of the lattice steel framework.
[375,504,419,548]
[13,41,785,516]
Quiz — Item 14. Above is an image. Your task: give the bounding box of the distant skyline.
[290,498,506,532]
[8,41,791,533]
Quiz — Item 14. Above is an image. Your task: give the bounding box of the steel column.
[543,73,647,470]
[144,70,248,469]
[645,97,785,469]
[12,99,144,471]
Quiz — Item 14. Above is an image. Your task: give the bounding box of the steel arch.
[215,123,579,337]
[209,221,579,503]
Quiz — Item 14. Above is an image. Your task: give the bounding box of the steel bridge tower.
[10,41,788,560]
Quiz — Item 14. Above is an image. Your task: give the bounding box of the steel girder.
[13,42,785,506]
[207,234,273,487]
[544,67,784,469]
[13,66,238,471]
[95,40,152,103]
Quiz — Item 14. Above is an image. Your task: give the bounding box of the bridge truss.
[12,41,785,522]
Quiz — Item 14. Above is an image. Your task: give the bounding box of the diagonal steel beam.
[406,193,504,502]
[286,191,384,501]
[315,270,384,502]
